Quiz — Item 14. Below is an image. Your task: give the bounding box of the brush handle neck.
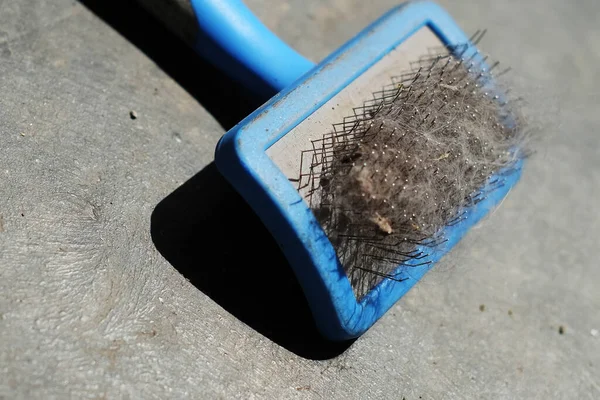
[190,0,315,99]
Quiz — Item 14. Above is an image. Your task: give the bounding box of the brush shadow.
[78,0,260,130]
[150,163,354,359]
[82,0,353,359]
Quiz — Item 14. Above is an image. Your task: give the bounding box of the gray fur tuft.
[298,39,530,298]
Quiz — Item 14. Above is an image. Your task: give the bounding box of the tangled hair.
[297,33,529,298]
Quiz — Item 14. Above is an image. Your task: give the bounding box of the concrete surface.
[1,0,599,398]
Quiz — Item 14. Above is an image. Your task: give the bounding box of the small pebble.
[130,110,138,120]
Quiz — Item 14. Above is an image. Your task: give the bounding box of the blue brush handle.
[190,0,315,98]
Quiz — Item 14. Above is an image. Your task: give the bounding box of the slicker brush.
[136,0,532,340]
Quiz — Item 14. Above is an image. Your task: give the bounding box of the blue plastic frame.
[215,1,523,340]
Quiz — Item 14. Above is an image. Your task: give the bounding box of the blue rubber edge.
[190,0,315,99]
[215,1,524,341]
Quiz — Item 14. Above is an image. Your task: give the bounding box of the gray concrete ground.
[1,0,599,398]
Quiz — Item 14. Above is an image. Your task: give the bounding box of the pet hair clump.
[297,33,529,298]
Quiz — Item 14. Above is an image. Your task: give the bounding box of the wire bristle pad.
[295,35,528,299]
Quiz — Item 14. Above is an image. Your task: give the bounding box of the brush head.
[215,2,527,340]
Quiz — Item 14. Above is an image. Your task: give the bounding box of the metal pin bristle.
[294,31,527,298]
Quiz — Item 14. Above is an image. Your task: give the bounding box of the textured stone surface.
[1,0,599,399]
